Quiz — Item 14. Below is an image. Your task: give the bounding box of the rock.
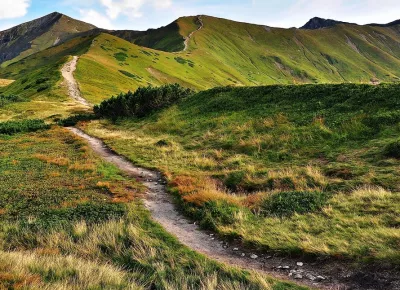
[306,274,317,281]
[266,256,272,259]
[282,266,290,269]
[316,275,326,281]
[297,262,304,267]
[250,254,258,259]
[294,274,303,279]
[233,248,239,251]
[241,253,245,257]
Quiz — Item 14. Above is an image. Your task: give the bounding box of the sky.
[0,0,400,31]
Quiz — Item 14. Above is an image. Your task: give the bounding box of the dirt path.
[183,16,204,51]
[66,127,400,290]
[61,56,91,107]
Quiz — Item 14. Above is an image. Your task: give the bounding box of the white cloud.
[100,0,172,19]
[79,9,114,29]
[0,0,30,19]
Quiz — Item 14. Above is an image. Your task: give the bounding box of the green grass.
[82,83,400,264]
[0,128,305,289]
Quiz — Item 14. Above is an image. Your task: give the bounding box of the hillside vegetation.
[84,83,400,264]
[1,14,400,109]
[0,127,304,290]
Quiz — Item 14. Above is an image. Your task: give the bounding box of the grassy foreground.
[83,83,400,264]
[0,127,304,289]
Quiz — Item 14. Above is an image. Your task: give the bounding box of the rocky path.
[68,127,392,290]
[61,56,90,107]
[183,16,204,51]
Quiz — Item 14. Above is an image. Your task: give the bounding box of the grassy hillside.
[1,14,400,107]
[83,83,400,265]
[0,35,95,121]
[0,126,305,290]
[0,13,95,67]
[68,16,400,104]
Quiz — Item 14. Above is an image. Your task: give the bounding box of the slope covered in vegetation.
[0,127,304,290]
[84,83,400,265]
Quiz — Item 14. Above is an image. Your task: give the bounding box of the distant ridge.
[300,17,351,29]
[369,19,400,27]
[0,12,95,64]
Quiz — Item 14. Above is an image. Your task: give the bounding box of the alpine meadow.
[0,2,399,290]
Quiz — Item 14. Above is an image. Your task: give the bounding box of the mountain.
[369,19,400,27]
[1,13,400,104]
[0,12,96,66]
[301,17,350,29]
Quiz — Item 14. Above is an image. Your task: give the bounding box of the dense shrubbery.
[94,84,194,119]
[261,191,329,217]
[0,94,24,107]
[384,140,400,159]
[58,113,98,127]
[0,119,50,135]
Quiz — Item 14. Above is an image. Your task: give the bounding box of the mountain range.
[1,12,400,103]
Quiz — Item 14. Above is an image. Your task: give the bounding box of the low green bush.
[384,140,400,159]
[0,94,24,107]
[261,191,329,217]
[58,113,98,127]
[94,84,194,119]
[198,201,242,230]
[0,119,50,135]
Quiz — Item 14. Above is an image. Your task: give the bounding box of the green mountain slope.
[0,12,96,67]
[2,14,400,106]
[70,15,400,104]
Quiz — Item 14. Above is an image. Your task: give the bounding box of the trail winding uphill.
[62,55,398,290]
[61,56,91,107]
[183,16,204,51]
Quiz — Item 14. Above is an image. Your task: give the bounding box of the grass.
[0,79,14,87]
[82,83,400,264]
[0,127,305,289]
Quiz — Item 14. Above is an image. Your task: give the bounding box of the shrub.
[384,140,400,159]
[114,52,128,62]
[0,119,50,135]
[0,95,24,107]
[58,114,98,127]
[261,191,328,217]
[94,84,194,119]
[199,200,241,230]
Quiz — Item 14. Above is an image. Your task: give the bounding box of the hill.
[300,17,351,29]
[70,15,400,103]
[83,83,400,288]
[1,13,400,108]
[0,12,96,66]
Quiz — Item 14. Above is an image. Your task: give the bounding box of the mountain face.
[0,12,96,65]
[300,17,349,29]
[1,13,400,102]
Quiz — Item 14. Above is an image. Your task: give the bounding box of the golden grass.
[0,251,138,289]
[0,79,14,87]
[33,154,70,166]
[68,162,96,172]
[351,185,392,201]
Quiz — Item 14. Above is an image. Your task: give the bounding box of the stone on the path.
[233,248,239,251]
[297,262,304,267]
[282,266,290,269]
[250,254,258,259]
[306,274,317,281]
[316,275,326,281]
[294,274,303,279]
[241,253,245,257]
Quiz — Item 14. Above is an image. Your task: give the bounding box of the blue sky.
[1,0,399,31]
